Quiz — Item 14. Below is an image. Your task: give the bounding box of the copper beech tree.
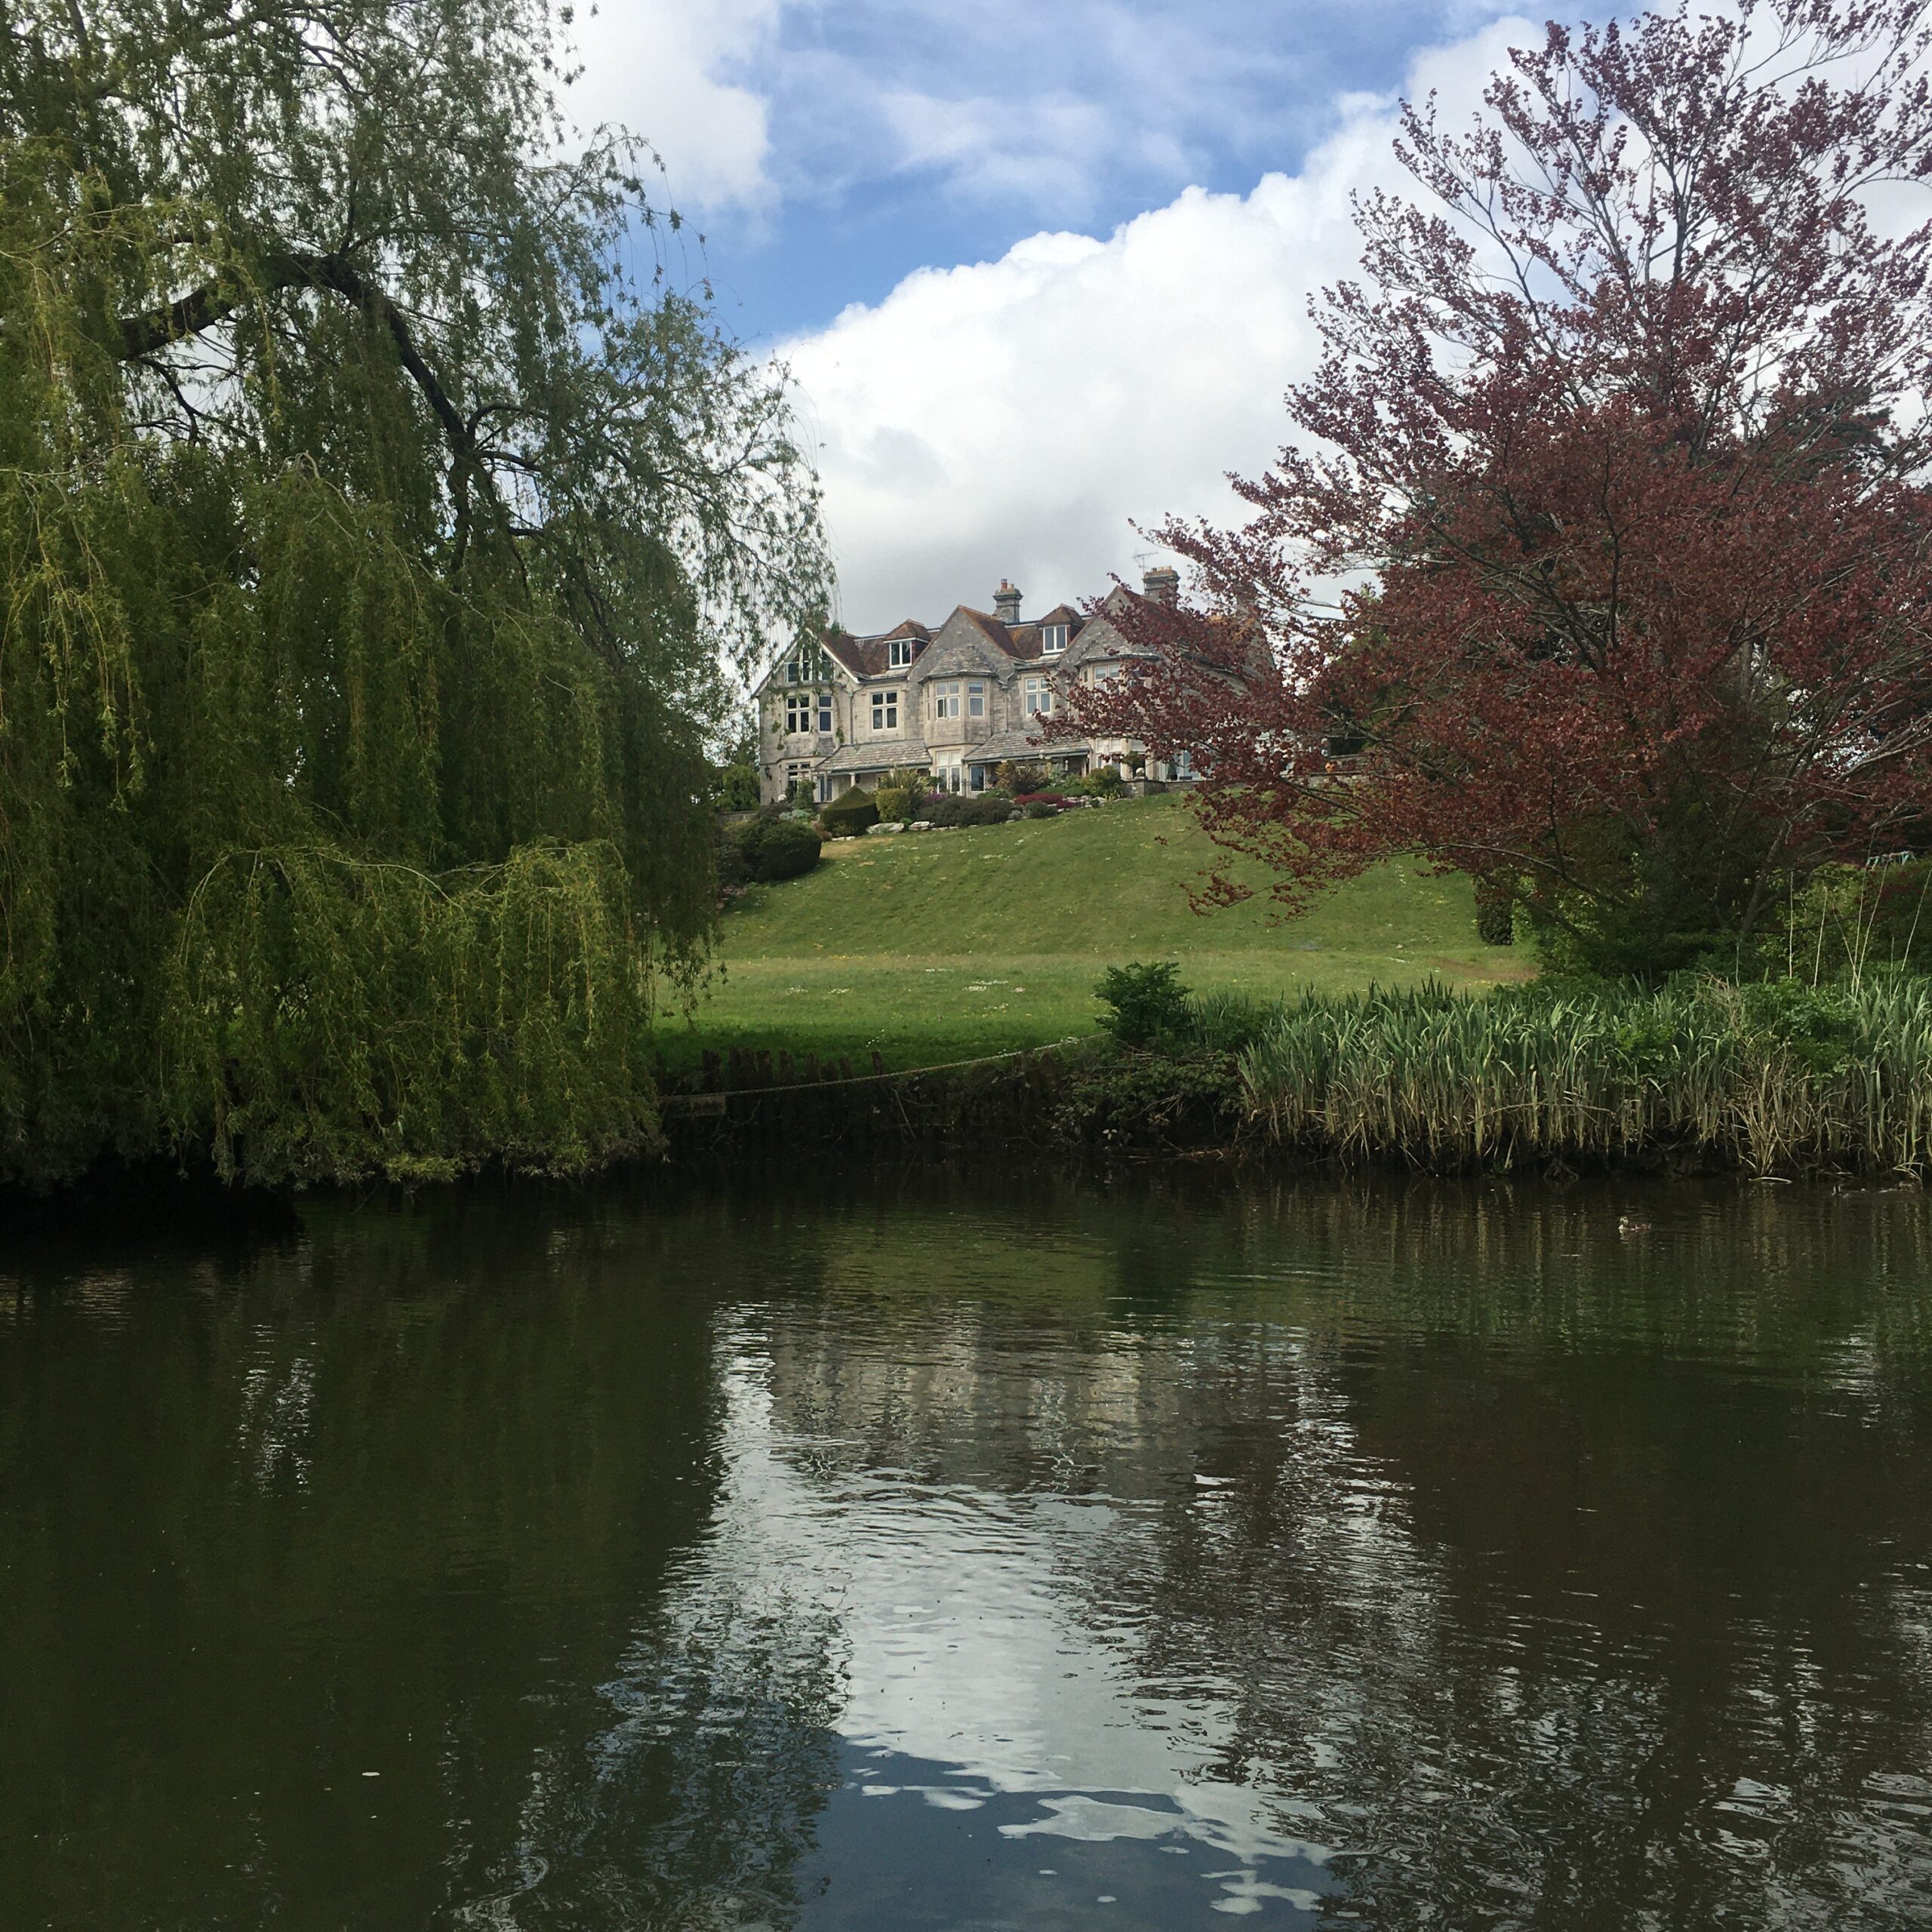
[1070,0,1932,977]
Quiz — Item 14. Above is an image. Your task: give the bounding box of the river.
[4,1172,1930,1928]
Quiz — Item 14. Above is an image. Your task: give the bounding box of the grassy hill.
[654,795,1530,1073]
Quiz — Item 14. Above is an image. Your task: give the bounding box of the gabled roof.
[763,578,1235,694]
[823,622,930,678]
[959,607,1026,657]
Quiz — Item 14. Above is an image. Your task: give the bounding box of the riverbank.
[655,974,1932,1178]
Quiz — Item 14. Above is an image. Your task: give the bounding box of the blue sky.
[579,0,1530,343]
[570,0,1554,629]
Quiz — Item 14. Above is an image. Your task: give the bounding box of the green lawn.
[653,795,1530,1074]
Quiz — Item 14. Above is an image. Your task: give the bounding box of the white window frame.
[1023,675,1054,717]
[785,692,813,733]
[888,638,914,668]
[1041,623,1068,655]
[817,691,834,734]
[934,752,964,792]
[934,681,961,720]
[871,690,898,732]
[967,682,986,719]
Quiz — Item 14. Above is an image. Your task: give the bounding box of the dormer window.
[1041,623,1068,655]
[888,638,914,669]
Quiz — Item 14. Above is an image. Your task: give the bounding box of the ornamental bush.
[820,790,881,837]
[926,789,1016,828]
[734,814,821,882]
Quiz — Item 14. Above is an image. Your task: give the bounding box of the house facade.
[755,569,1198,806]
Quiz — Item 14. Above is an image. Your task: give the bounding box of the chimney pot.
[993,579,1023,625]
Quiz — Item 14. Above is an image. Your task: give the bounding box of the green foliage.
[734,815,821,884]
[1095,961,1193,1048]
[874,786,915,823]
[163,844,655,1183]
[713,764,762,811]
[1765,860,1932,981]
[1055,1049,1245,1151]
[1516,809,1755,980]
[1183,989,1278,1054]
[820,790,881,837]
[1473,881,1516,946]
[926,789,1014,828]
[1076,767,1126,798]
[1238,975,1932,1173]
[0,0,829,1186]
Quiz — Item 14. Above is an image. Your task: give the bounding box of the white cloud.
[565,0,780,208]
[780,20,1536,633]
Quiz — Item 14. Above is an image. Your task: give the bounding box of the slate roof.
[822,620,930,678]
[967,728,1094,763]
[775,582,1221,692]
[960,608,1026,657]
[820,737,932,775]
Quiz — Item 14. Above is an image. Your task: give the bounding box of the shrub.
[820,789,880,837]
[715,820,752,891]
[926,789,1014,828]
[1069,767,1124,799]
[1767,860,1932,980]
[998,760,1050,793]
[1096,961,1192,1048]
[712,762,761,811]
[875,785,915,823]
[734,814,821,882]
[1473,880,1515,946]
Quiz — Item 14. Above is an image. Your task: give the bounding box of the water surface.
[4,1174,1931,1928]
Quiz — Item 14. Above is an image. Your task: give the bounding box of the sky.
[567,0,1564,635]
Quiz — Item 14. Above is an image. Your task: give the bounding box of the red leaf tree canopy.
[1073,0,1932,977]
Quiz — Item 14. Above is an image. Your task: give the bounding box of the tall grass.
[1235,977,1932,1174]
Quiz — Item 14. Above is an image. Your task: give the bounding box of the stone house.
[755,568,1202,806]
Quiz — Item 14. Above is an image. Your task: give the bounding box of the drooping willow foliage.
[0,0,829,1186]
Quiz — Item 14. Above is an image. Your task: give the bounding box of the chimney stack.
[993,578,1023,626]
[1142,565,1180,605]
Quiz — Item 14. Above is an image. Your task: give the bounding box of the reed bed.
[1234,977,1932,1174]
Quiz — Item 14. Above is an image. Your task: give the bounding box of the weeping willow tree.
[0,0,829,1186]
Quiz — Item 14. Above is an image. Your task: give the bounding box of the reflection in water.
[3,1174,1932,1927]
[624,1343,1342,1922]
